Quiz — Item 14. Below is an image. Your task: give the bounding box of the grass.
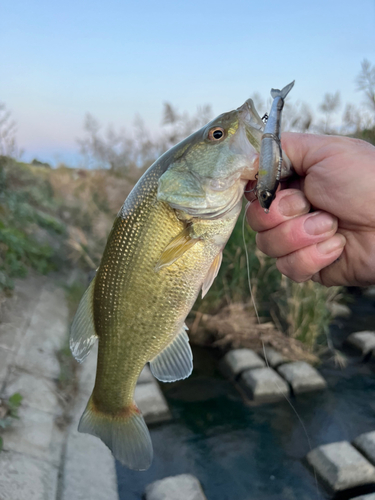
[0,156,65,293]
[0,154,344,356]
[0,392,23,452]
[193,203,342,355]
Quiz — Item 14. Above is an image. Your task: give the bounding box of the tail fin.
[78,396,153,471]
[271,80,295,100]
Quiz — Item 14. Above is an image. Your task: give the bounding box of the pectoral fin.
[155,227,200,271]
[150,325,193,382]
[202,252,223,298]
[70,277,98,363]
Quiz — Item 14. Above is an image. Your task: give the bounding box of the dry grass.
[188,302,318,363]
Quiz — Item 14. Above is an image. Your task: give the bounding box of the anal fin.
[155,227,200,271]
[202,251,222,298]
[70,276,98,363]
[150,325,193,382]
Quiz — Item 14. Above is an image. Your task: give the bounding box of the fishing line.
[242,201,321,499]
[242,201,260,323]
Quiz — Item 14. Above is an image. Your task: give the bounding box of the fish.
[70,98,266,471]
[256,81,295,212]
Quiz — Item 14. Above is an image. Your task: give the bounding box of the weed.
[0,392,23,452]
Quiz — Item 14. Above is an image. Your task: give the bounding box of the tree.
[356,59,375,113]
[318,91,341,134]
[0,103,20,158]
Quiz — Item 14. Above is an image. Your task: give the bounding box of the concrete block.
[220,349,265,379]
[0,451,59,500]
[145,474,207,500]
[0,346,13,384]
[346,331,375,355]
[306,441,375,492]
[62,427,119,500]
[4,369,59,414]
[138,365,155,384]
[354,431,375,465]
[0,324,21,351]
[277,361,327,394]
[239,367,289,403]
[327,302,352,318]
[2,405,55,461]
[135,382,171,424]
[15,285,69,379]
[260,347,288,368]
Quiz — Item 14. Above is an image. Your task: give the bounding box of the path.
[0,274,119,500]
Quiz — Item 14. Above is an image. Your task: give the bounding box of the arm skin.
[246,132,375,287]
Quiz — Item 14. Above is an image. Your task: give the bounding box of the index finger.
[246,188,310,232]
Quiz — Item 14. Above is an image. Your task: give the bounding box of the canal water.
[117,294,375,500]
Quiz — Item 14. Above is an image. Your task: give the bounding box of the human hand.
[246,133,375,287]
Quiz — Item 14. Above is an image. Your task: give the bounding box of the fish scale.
[93,166,227,410]
[70,95,268,470]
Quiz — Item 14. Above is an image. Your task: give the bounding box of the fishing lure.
[256,81,295,212]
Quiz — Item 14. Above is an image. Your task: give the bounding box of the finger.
[312,230,375,287]
[256,211,338,258]
[276,234,346,283]
[281,132,346,177]
[246,189,310,233]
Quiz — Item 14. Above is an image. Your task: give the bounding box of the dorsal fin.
[150,325,193,382]
[70,277,98,363]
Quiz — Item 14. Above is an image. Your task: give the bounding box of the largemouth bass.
[70,98,266,470]
[256,81,295,211]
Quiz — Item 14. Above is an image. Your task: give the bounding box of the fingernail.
[317,234,346,255]
[279,192,310,217]
[304,212,337,235]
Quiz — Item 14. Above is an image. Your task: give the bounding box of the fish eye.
[208,127,225,141]
[260,191,272,201]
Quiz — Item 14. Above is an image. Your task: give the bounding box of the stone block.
[354,432,375,465]
[239,367,289,403]
[0,323,21,351]
[346,331,375,356]
[327,302,352,318]
[62,428,119,500]
[277,361,327,394]
[220,349,265,379]
[306,441,375,492]
[0,451,58,500]
[4,369,59,414]
[145,474,207,500]
[260,347,288,368]
[15,285,69,379]
[135,382,171,424]
[2,405,55,461]
[0,347,13,384]
[138,365,155,384]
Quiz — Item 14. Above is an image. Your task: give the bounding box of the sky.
[1,0,375,166]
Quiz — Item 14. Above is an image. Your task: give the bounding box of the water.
[117,295,375,500]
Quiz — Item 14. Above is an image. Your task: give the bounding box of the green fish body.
[70,98,264,470]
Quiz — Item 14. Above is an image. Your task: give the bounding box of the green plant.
[0,392,23,451]
[273,277,341,351]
